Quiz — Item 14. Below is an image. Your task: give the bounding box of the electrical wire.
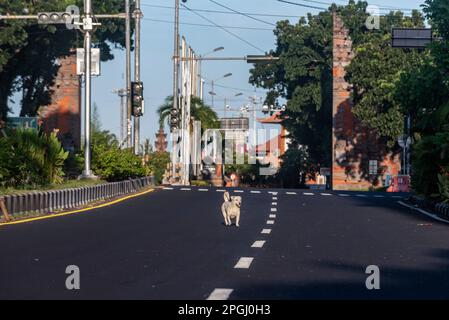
[207,0,276,27]
[140,3,304,18]
[181,3,266,54]
[143,18,273,31]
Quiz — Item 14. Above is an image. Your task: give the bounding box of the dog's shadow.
[221,222,238,227]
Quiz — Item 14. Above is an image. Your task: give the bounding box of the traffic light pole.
[171,0,181,182]
[133,0,142,155]
[80,0,101,179]
[125,0,132,149]
[1,4,133,179]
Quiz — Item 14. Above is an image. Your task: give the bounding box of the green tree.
[393,0,449,199]
[0,0,132,120]
[157,95,219,131]
[250,9,335,170]
[345,11,425,147]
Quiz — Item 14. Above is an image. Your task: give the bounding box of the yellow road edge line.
[0,188,154,227]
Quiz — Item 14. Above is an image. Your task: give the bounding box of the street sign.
[246,55,279,64]
[220,117,249,130]
[392,28,432,49]
[320,167,331,176]
[6,117,39,130]
[76,48,101,76]
[369,160,378,175]
[397,134,412,148]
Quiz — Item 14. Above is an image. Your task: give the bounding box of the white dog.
[221,191,242,227]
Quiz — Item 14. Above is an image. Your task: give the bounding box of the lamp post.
[209,73,232,108]
[198,46,224,100]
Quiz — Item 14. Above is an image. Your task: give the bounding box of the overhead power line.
[143,18,273,31]
[207,0,276,27]
[278,0,420,12]
[141,3,303,18]
[276,0,327,10]
[181,3,266,54]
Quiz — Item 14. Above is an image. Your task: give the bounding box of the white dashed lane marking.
[180,188,191,191]
[267,220,275,225]
[269,214,276,219]
[163,187,174,190]
[216,190,226,192]
[198,189,209,192]
[251,240,266,248]
[207,289,234,300]
[234,190,244,193]
[286,192,297,195]
[251,191,261,194]
[261,229,272,234]
[272,197,278,200]
[303,193,314,196]
[272,202,277,206]
[234,257,254,269]
[338,194,350,197]
[271,208,277,212]
[321,193,332,196]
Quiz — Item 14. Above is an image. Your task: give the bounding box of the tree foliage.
[394,0,449,200]
[0,128,68,188]
[345,11,425,147]
[250,11,333,168]
[0,0,132,120]
[157,95,219,131]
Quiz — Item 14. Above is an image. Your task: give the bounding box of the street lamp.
[198,46,225,100]
[210,73,232,108]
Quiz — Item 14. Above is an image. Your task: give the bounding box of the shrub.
[92,145,148,181]
[412,131,449,199]
[146,151,170,185]
[0,129,68,188]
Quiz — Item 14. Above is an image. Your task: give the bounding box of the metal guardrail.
[0,177,154,217]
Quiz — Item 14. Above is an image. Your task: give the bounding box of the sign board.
[6,117,39,130]
[398,134,412,148]
[320,167,331,176]
[369,160,378,175]
[76,48,101,76]
[220,117,249,130]
[392,28,432,49]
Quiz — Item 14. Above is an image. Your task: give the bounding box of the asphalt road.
[0,187,448,300]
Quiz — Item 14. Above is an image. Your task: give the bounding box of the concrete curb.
[0,176,155,218]
[408,195,449,222]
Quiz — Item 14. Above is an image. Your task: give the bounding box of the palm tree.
[157,95,219,131]
[157,96,173,128]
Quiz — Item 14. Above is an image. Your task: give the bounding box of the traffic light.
[131,81,144,117]
[37,12,72,24]
[170,108,180,131]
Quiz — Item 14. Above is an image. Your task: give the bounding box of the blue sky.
[13,0,427,146]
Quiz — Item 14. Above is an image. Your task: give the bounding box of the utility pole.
[112,88,127,147]
[81,0,100,179]
[125,0,132,149]
[1,4,129,176]
[211,80,215,108]
[171,0,181,181]
[133,0,142,155]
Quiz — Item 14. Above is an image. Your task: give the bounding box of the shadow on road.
[232,248,449,300]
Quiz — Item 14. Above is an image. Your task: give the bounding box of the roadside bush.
[438,173,449,202]
[0,129,68,188]
[92,145,148,182]
[411,131,449,200]
[146,151,170,185]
